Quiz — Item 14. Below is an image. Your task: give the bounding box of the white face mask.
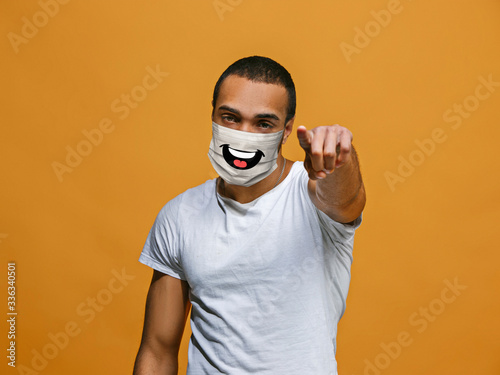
[208,121,284,187]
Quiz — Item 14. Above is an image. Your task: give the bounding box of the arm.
[133,270,191,375]
[297,124,366,223]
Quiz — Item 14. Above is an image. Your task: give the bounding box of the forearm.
[133,345,178,375]
[315,145,365,222]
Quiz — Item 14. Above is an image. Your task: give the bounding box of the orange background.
[1,0,499,374]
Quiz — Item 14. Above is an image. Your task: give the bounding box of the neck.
[218,155,290,204]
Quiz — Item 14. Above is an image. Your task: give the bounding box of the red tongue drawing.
[234,159,247,168]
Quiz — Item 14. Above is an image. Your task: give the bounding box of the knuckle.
[323,151,336,158]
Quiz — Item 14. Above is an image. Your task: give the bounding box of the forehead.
[216,75,288,116]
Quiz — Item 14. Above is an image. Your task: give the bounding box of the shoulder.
[283,160,309,194]
[287,160,362,236]
[157,178,217,221]
[280,160,307,185]
[289,160,305,175]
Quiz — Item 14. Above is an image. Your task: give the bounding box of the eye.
[222,115,238,123]
[258,122,273,129]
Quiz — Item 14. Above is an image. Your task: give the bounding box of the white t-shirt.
[139,161,362,375]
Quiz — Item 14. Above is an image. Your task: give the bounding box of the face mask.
[208,121,284,187]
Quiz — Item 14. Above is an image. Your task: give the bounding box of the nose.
[236,121,258,133]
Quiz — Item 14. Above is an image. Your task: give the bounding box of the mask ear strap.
[278,130,286,152]
[272,158,287,190]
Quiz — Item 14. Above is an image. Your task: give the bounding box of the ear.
[282,116,295,144]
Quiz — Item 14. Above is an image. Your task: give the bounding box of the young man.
[133,56,365,375]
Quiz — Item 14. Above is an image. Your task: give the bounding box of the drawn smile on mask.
[221,144,265,170]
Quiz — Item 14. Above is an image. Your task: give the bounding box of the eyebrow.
[218,105,281,122]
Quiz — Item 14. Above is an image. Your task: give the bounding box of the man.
[133,56,365,375]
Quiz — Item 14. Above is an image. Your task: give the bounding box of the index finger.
[297,126,313,151]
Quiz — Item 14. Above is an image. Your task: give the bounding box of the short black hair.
[212,56,296,124]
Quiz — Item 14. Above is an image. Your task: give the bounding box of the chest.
[178,197,325,296]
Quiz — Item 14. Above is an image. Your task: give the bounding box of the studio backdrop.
[1,1,499,374]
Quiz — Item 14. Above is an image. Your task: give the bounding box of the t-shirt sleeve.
[297,162,362,243]
[314,205,362,243]
[138,199,186,280]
